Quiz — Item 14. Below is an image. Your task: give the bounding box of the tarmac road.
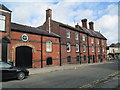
[1,60,119,88]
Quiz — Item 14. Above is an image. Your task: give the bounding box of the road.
[1,60,119,88]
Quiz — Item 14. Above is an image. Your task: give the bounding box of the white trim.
[0,9,11,13]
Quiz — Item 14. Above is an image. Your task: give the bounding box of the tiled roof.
[109,43,120,47]
[0,4,12,12]
[52,20,107,40]
[11,22,60,38]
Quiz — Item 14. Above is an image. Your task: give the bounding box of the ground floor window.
[67,56,71,63]
[76,56,79,61]
[84,55,86,61]
[46,57,52,65]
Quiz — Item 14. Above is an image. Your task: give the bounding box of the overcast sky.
[1,0,119,45]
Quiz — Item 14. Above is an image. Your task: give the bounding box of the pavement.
[27,61,113,75]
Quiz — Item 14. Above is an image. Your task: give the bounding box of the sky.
[0,0,119,45]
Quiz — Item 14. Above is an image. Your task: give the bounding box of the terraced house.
[0,4,107,68]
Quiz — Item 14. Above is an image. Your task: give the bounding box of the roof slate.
[52,20,107,40]
[0,4,12,12]
[11,22,60,38]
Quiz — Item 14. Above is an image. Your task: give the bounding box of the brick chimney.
[81,19,87,29]
[75,23,82,29]
[46,8,52,21]
[89,21,94,30]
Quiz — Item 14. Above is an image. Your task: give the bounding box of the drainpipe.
[87,34,90,63]
[59,38,62,66]
[79,33,81,64]
[41,35,43,68]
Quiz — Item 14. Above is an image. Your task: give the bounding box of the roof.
[0,4,12,12]
[52,20,86,34]
[52,20,107,40]
[109,43,120,47]
[11,23,60,38]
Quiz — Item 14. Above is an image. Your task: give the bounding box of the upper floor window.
[75,32,79,40]
[97,39,99,44]
[46,40,52,52]
[0,15,6,31]
[66,43,71,52]
[98,47,100,52]
[83,45,86,52]
[76,44,79,52]
[102,40,104,45]
[92,46,95,52]
[91,38,94,44]
[82,35,86,41]
[66,30,70,38]
[102,47,104,52]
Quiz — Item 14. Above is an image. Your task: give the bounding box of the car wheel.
[17,72,25,80]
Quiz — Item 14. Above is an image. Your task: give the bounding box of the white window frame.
[97,39,99,44]
[46,40,52,52]
[75,32,79,40]
[102,47,104,52]
[76,44,79,52]
[92,46,95,52]
[82,35,86,41]
[102,40,104,45]
[66,30,70,38]
[0,15,6,31]
[66,43,71,52]
[98,47,100,52]
[91,38,94,44]
[83,45,86,52]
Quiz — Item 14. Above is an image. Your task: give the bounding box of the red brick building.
[0,5,107,68]
[0,5,60,68]
[39,9,107,65]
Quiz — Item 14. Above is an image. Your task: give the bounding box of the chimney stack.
[89,21,94,30]
[46,8,52,21]
[81,19,87,29]
[75,23,82,29]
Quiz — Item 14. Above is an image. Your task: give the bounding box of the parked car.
[0,61,29,81]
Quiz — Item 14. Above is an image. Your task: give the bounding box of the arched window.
[76,44,79,52]
[46,40,52,52]
[66,43,71,52]
[83,45,86,52]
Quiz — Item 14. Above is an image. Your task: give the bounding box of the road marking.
[79,71,120,88]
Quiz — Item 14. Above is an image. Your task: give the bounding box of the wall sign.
[22,34,28,41]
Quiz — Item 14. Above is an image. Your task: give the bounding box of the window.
[66,30,70,38]
[83,45,86,52]
[84,55,86,61]
[46,40,52,52]
[91,38,94,44]
[0,15,6,31]
[97,39,99,44]
[66,43,71,52]
[75,32,79,40]
[102,47,104,52]
[82,35,86,41]
[92,46,95,52]
[102,40,104,45]
[98,47,100,52]
[76,44,79,52]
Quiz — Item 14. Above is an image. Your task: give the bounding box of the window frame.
[92,46,95,52]
[66,42,71,52]
[75,32,79,40]
[91,37,94,44]
[0,14,6,31]
[98,47,100,52]
[46,40,52,52]
[82,35,86,41]
[66,30,70,39]
[83,45,86,52]
[76,44,79,52]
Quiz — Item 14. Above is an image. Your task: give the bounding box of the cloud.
[95,4,118,45]
[2,2,118,45]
